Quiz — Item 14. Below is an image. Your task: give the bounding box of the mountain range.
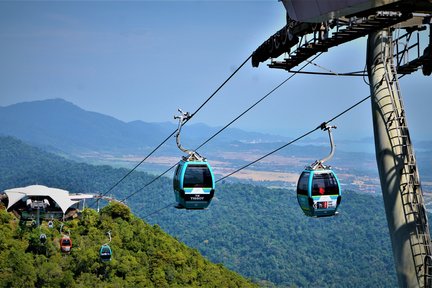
[1,98,431,190]
[0,99,290,155]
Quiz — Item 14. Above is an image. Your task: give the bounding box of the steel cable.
[91,55,252,204]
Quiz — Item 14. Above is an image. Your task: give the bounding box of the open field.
[78,152,385,193]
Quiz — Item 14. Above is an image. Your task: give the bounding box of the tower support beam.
[367,28,432,287]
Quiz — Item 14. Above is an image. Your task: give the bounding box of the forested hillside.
[0,136,400,287]
[144,183,397,287]
[0,202,255,288]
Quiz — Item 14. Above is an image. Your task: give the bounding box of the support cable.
[91,55,252,205]
[217,94,371,183]
[286,70,367,77]
[119,54,320,204]
[97,131,177,201]
[304,59,339,75]
[215,129,318,183]
[190,55,252,118]
[142,202,177,219]
[121,163,178,203]
[195,53,322,151]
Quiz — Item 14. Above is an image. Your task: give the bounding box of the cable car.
[297,168,341,217]
[173,159,215,209]
[60,236,72,253]
[172,109,215,209]
[296,124,342,217]
[39,233,47,244]
[99,244,112,262]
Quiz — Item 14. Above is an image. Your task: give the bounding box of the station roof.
[282,0,402,23]
[3,185,94,214]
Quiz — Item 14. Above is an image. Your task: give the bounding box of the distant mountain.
[0,99,289,155]
[0,99,171,154]
[1,99,430,187]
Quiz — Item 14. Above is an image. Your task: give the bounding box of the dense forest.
[0,201,255,287]
[0,136,403,287]
[144,183,397,287]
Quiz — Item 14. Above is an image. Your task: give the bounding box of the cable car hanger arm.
[310,123,337,170]
[174,109,205,161]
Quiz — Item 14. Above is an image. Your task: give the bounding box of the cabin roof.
[4,185,94,214]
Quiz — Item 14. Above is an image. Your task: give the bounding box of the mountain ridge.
[0,98,290,155]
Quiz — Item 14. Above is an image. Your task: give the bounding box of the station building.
[1,185,94,221]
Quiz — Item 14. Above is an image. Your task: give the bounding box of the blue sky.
[0,1,430,141]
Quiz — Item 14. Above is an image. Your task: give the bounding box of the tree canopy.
[0,202,256,288]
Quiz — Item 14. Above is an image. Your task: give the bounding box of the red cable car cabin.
[60,236,72,253]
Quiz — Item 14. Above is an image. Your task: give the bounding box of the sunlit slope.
[0,202,256,288]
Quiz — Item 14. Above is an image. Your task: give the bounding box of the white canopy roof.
[4,185,94,214]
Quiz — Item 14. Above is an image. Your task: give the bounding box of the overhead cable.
[216,94,371,183]
[195,53,322,151]
[92,54,252,204]
[142,202,177,219]
[304,59,339,75]
[99,131,177,201]
[190,55,252,118]
[119,54,319,203]
[121,162,178,203]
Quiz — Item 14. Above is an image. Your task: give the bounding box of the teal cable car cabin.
[297,168,341,217]
[296,124,342,217]
[173,159,215,209]
[99,244,112,262]
[172,109,216,209]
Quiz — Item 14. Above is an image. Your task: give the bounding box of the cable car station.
[1,185,94,224]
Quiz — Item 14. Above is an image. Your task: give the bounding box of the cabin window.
[174,164,181,187]
[311,172,339,196]
[297,172,309,196]
[62,239,71,246]
[184,165,212,188]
